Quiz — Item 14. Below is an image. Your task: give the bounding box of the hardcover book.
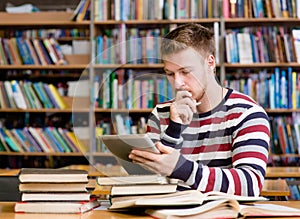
[18,168,88,183]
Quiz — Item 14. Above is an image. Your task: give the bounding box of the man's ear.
[207,55,216,70]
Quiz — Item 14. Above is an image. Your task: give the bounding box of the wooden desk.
[266,166,300,178]
[0,169,20,176]
[2,201,300,219]
[261,179,290,197]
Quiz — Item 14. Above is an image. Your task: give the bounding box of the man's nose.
[174,74,185,89]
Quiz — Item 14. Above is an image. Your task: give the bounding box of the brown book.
[18,168,89,183]
[19,182,88,192]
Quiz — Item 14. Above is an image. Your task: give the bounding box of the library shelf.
[0,65,87,70]
[224,63,300,69]
[0,152,86,156]
[0,12,89,27]
[94,18,220,26]
[94,108,153,113]
[224,17,300,28]
[266,109,300,113]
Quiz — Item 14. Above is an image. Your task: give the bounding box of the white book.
[214,22,219,64]
[292,29,300,63]
[237,32,253,64]
[4,81,16,108]
[28,127,51,153]
[11,80,27,109]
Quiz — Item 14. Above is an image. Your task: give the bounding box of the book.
[15,198,100,213]
[97,174,175,186]
[110,183,178,196]
[18,168,88,183]
[19,182,88,192]
[145,200,300,219]
[20,192,90,202]
[108,189,268,210]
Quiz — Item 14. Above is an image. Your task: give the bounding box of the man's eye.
[181,71,190,74]
[165,72,174,76]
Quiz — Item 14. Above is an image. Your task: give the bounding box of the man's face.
[163,48,208,102]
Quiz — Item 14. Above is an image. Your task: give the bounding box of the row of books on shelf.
[95,27,165,64]
[0,127,86,153]
[0,80,68,109]
[96,69,173,109]
[92,0,300,21]
[225,68,300,109]
[4,28,90,40]
[72,0,91,22]
[225,0,300,18]
[269,114,300,155]
[225,27,300,64]
[94,0,222,21]
[289,179,300,200]
[0,37,66,65]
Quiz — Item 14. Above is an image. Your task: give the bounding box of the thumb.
[155,141,174,154]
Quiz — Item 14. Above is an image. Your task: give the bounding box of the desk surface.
[266,166,300,178]
[2,201,300,219]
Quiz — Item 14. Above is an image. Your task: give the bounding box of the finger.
[176,97,197,113]
[176,105,194,124]
[129,149,157,162]
[175,90,192,101]
[155,142,174,154]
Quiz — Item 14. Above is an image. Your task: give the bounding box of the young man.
[129,23,270,197]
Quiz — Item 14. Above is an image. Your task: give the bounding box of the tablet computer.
[99,134,160,162]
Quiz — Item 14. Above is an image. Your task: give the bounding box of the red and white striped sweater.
[146,88,270,196]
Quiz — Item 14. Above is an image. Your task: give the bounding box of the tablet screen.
[99,134,160,162]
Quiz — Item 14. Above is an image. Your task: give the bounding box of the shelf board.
[265,109,300,113]
[94,18,220,25]
[270,153,300,158]
[94,108,152,113]
[0,151,117,157]
[0,108,89,113]
[0,12,89,27]
[224,17,300,27]
[224,62,300,68]
[93,63,164,69]
[0,152,86,156]
[0,65,88,70]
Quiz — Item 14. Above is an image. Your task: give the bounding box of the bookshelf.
[0,11,93,168]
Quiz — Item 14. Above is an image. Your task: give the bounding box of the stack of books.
[14,168,100,213]
[94,174,178,198]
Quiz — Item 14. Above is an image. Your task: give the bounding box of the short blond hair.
[161,23,215,58]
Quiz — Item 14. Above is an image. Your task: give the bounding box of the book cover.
[110,183,178,196]
[19,182,88,192]
[97,174,176,186]
[48,84,68,109]
[11,80,28,109]
[27,127,52,153]
[19,168,88,183]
